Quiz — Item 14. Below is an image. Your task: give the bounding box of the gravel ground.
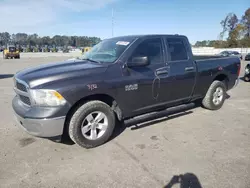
[0,56,249,188]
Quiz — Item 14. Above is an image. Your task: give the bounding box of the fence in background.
[192,47,250,55]
[18,47,250,58]
[19,52,79,58]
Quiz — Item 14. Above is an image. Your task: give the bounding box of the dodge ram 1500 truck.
[12,34,241,148]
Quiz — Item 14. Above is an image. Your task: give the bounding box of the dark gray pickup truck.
[12,34,241,148]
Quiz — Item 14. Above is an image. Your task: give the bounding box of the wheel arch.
[63,93,123,138]
[213,73,229,89]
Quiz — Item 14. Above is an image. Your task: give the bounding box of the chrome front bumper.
[14,113,65,138]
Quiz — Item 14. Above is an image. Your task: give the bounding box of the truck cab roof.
[106,34,187,40]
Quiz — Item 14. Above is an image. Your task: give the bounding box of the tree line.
[0,33,101,48]
[194,7,250,48]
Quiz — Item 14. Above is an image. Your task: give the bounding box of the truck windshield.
[9,47,16,52]
[80,38,134,63]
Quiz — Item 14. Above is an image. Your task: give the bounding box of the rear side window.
[166,38,188,61]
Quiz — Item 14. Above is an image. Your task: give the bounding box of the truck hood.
[15,59,108,88]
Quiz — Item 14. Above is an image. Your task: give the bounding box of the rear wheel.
[202,80,227,110]
[68,100,116,148]
[244,76,250,82]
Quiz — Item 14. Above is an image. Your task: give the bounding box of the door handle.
[185,67,194,72]
[156,69,168,75]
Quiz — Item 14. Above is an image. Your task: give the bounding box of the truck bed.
[193,56,240,100]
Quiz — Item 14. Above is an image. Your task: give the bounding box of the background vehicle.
[243,63,250,82]
[245,53,250,61]
[51,47,58,53]
[63,48,70,53]
[218,50,231,57]
[218,50,242,59]
[82,47,91,55]
[12,34,241,149]
[3,45,20,59]
[42,46,50,52]
[230,51,242,60]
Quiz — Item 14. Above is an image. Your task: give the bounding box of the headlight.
[245,68,250,74]
[30,89,66,106]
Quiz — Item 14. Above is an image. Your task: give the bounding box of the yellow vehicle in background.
[82,47,92,55]
[3,45,20,59]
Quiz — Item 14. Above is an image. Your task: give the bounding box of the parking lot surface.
[0,56,249,188]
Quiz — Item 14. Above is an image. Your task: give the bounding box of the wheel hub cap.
[212,87,223,105]
[81,111,108,140]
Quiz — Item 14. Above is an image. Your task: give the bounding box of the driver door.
[118,37,169,117]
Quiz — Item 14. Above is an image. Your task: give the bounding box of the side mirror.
[127,56,149,67]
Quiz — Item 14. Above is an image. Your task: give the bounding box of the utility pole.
[112,8,114,37]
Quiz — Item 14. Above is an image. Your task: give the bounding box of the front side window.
[166,38,188,61]
[80,38,135,63]
[130,38,163,64]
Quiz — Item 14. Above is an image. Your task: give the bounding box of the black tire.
[69,100,116,148]
[202,80,227,110]
[244,76,250,82]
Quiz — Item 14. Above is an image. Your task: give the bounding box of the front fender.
[57,81,118,107]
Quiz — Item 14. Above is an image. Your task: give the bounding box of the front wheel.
[202,80,227,110]
[68,100,116,148]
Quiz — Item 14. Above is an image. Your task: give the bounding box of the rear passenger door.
[163,37,196,103]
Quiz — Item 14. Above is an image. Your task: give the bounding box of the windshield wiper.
[81,58,102,64]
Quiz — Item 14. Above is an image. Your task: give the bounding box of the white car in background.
[218,50,242,60]
[230,51,242,60]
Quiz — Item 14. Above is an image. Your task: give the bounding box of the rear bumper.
[14,112,65,138]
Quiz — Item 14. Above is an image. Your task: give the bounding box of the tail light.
[237,63,241,77]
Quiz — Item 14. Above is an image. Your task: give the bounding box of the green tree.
[0,32,11,46]
[242,8,250,37]
[41,36,51,46]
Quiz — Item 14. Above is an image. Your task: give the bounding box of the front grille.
[19,95,31,105]
[16,81,27,92]
[14,78,31,106]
